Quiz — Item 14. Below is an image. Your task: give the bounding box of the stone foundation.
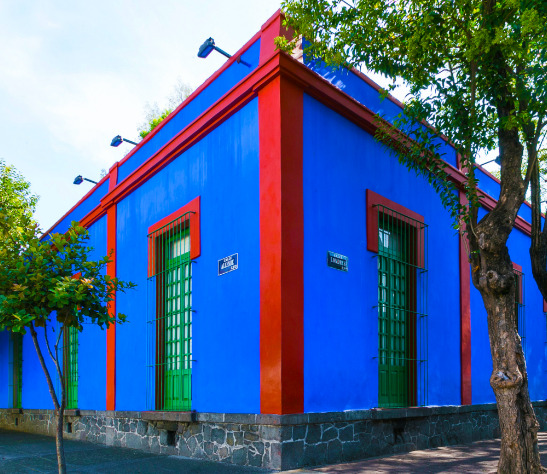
[2,402,547,470]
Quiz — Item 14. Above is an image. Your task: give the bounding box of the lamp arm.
[213,46,232,59]
[83,178,98,185]
[122,138,138,146]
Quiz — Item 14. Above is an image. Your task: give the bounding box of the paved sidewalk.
[1,428,546,473]
[285,431,547,473]
[0,429,271,473]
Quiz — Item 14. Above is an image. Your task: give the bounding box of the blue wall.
[49,178,110,236]
[11,218,109,410]
[77,215,108,410]
[474,168,533,223]
[115,99,260,413]
[471,207,547,404]
[21,323,60,409]
[0,331,9,407]
[117,39,261,183]
[304,59,458,169]
[302,95,461,412]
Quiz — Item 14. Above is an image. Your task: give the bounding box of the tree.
[0,212,134,473]
[138,78,193,140]
[0,159,38,251]
[279,1,547,472]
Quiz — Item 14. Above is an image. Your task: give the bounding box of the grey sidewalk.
[286,431,547,473]
[1,428,546,473]
[0,429,271,473]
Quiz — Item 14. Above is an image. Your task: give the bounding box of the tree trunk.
[481,289,542,473]
[29,324,67,474]
[470,220,544,473]
[55,406,66,474]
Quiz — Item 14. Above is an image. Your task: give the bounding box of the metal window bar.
[8,333,23,409]
[63,327,79,409]
[514,269,525,355]
[146,211,193,411]
[375,204,428,408]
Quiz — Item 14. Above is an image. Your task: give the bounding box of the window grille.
[514,269,525,354]
[375,204,428,408]
[8,333,23,409]
[63,327,79,409]
[146,211,193,411]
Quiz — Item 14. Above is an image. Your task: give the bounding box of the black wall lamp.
[110,135,138,147]
[198,37,250,67]
[73,175,98,185]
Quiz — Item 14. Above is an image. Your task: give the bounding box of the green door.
[63,327,78,409]
[163,231,192,411]
[11,333,23,408]
[378,225,409,408]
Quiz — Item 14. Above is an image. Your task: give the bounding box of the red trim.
[109,162,119,192]
[512,262,523,305]
[366,188,425,254]
[106,205,116,411]
[113,22,267,172]
[60,45,535,242]
[79,205,104,229]
[100,56,281,208]
[543,299,547,313]
[259,10,293,65]
[42,174,109,236]
[459,192,472,405]
[147,196,201,278]
[259,75,304,415]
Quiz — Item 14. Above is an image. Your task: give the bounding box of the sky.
[0,0,282,231]
[0,1,500,232]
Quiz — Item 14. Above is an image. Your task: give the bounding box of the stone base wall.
[2,402,547,471]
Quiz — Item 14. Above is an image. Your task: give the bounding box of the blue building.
[1,10,546,470]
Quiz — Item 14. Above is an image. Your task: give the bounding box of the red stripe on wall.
[259,74,304,415]
[459,191,472,405]
[106,162,118,411]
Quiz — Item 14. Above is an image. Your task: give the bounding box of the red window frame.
[147,196,201,278]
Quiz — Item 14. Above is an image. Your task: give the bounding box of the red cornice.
[113,33,264,172]
[60,18,535,239]
[42,174,109,236]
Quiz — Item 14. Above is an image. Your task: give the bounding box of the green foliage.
[0,160,38,250]
[138,79,194,140]
[139,108,172,140]
[280,0,547,227]
[0,223,135,334]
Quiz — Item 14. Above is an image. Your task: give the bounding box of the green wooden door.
[378,225,409,408]
[163,231,192,411]
[63,327,78,409]
[11,333,23,408]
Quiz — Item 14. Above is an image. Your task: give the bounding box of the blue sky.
[0,0,281,231]
[1,1,499,232]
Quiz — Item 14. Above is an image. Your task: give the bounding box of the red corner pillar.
[459,190,472,405]
[258,72,304,415]
[106,163,118,410]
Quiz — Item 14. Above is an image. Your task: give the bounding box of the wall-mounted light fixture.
[110,135,138,147]
[479,156,501,167]
[73,175,98,185]
[197,37,250,67]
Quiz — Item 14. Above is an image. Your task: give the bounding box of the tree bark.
[469,204,544,473]
[29,324,67,474]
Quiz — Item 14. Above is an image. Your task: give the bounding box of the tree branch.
[29,322,60,411]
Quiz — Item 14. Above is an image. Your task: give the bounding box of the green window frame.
[9,333,23,409]
[375,204,428,408]
[147,211,193,411]
[63,327,78,409]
